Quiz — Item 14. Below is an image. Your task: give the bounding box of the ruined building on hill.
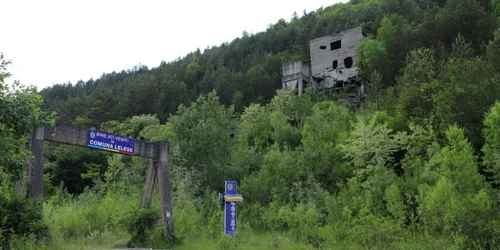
[282,27,367,107]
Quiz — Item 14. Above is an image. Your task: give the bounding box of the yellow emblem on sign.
[228,184,233,190]
[90,131,95,138]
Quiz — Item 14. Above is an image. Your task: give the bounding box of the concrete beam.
[43,124,159,159]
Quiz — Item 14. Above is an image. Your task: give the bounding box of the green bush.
[123,208,157,247]
[43,184,139,242]
[216,234,237,250]
[0,194,49,249]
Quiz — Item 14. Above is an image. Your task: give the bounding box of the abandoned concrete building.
[282,26,367,106]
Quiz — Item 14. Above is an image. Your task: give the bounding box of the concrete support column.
[298,78,304,95]
[31,127,45,198]
[157,141,175,241]
[140,158,157,208]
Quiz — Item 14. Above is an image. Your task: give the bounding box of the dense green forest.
[3,0,500,248]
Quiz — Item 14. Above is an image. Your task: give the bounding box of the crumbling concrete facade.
[282,26,367,106]
[309,26,364,76]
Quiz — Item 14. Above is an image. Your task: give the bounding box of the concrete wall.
[282,61,310,77]
[309,27,365,76]
[282,61,311,94]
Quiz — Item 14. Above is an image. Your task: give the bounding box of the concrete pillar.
[140,158,157,208]
[298,78,304,95]
[31,127,45,198]
[157,141,175,241]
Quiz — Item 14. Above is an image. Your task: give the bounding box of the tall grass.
[12,179,499,249]
[40,182,152,248]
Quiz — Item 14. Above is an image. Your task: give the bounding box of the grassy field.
[13,233,315,250]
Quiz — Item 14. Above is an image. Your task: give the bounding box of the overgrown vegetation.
[4,0,500,248]
[0,53,53,249]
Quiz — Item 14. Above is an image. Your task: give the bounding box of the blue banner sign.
[224,181,238,236]
[87,130,135,155]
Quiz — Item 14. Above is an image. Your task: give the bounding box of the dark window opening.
[344,57,353,68]
[303,79,309,93]
[332,60,338,69]
[330,40,341,50]
[334,81,344,88]
[319,45,327,50]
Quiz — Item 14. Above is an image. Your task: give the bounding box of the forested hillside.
[3,0,500,249]
[40,0,498,126]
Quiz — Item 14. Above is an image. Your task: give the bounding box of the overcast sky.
[2,0,346,90]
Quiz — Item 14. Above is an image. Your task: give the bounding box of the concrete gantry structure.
[281,61,311,94]
[16,124,175,241]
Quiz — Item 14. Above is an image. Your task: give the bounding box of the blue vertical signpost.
[224,181,243,236]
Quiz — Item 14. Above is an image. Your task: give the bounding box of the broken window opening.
[344,57,353,68]
[320,45,327,50]
[332,60,338,69]
[334,81,344,88]
[330,40,341,50]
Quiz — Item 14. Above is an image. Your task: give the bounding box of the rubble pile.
[313,69,367,109]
